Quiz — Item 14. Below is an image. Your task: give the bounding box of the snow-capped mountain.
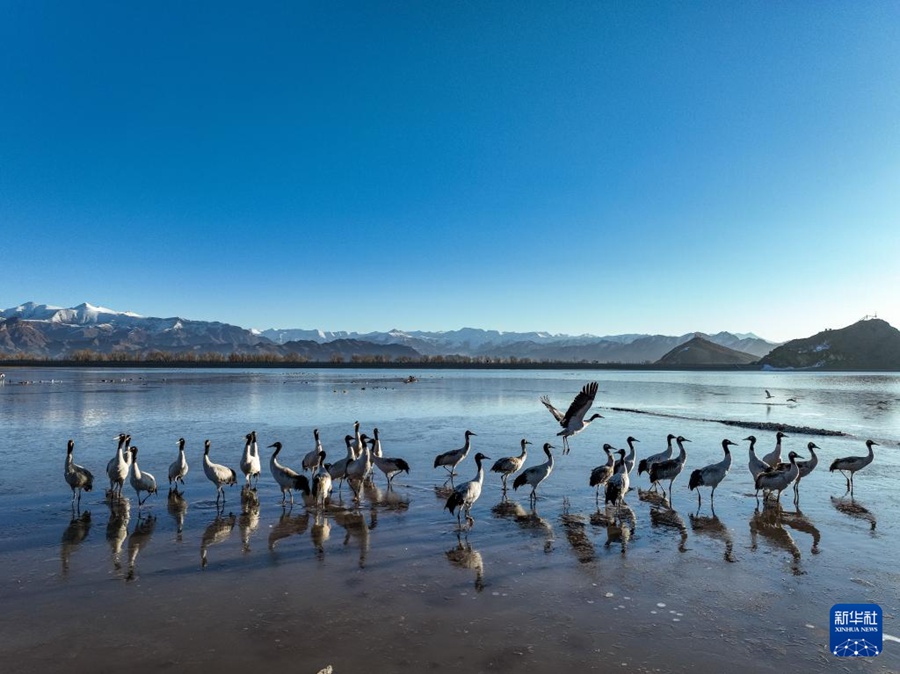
[0,302,780,362]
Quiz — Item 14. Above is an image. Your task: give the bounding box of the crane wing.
[561,381,598,425]
[540,395,565,423]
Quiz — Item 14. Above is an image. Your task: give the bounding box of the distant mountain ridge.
[758,318,900,370]
[0,301,780,363]
[656,335,760,366]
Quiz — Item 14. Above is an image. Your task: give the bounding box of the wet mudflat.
[0,368,898,672]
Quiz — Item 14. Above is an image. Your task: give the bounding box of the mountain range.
[0,302,779,364]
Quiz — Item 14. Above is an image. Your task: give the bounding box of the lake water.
[1,367,898,672]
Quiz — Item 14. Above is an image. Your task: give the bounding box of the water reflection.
[560,507,595,563]
[267,508,310,555]
[126,513,156,581]
[106,498,130,570]
[166,489,187,541]
[363,482,411,512]
[311,512,331,560]
[779,508,821,554]
[689,512,735,562]
[493,499,554,552]
[200,512,236,568]
[239,487,261,553]
[60,510,92,576]
[333,509,371,568]
[637,488,670,510]
[749,506,802,575]
[446,533,484,592]
[649,506,688,553]
[831,496,877,532]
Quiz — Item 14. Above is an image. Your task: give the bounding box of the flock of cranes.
[64,381,886,539]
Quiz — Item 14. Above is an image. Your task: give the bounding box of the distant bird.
[301,428,324,473]
[490,438,530,492]
[745,435,770,481]
[434,430,477,481]
[168,437,189,491]
[371,428,410,488]
[513,442,555,501]
[589,444,616,501]
[311,451,333,508]
[786,397,798,403]
[128,446,158,506]
[648,435,690,498]
[755,450,802,505]
[239,431,261,489]
[614,436,639,474]
[268,441,311,505]
[637,433,676,484]
[106,433,131,497]
[605,450,630,510]
[202,439,237,505]
[540,382,603,454]
[445,452,491,529]
[830,439,879,494]
[688,439,736,509]
[761,431,788,469]
[765,390,773,400]
[64,439,94,508]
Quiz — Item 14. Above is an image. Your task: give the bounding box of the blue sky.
[2,2,898,342]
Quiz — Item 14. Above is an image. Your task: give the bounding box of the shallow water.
[1,367,898,672]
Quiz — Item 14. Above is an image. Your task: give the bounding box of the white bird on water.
[614,436,639,475]
[106,433,131,497]
[64,439,94,508]
[540,382,602,454]
[168,437,189,491]
[327,435,356,490]
[648,435,690,499]
[513,442,555,501]
[490,438,530,492]
[434,430,476,482]
[311,451,333,508]
[637,433,676,485]
[445,452,491,529]
[128,446,158,507]
[792,441,820,503]
[301,428,324,473]
[203,439,237,506]
[240,431,261,489]
[267,441,311,505]
[830,439,879,494]
[761,431,788,469]
[370,427,410,488]
[745,435,770,481]
[688,439,736,509]
[605,450,630,510]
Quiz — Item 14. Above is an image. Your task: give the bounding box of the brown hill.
[656,335,758,366]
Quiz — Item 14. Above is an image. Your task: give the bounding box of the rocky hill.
[757,318,900,370]
[655,335,759,366]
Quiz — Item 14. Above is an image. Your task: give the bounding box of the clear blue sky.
[2,2,898,342]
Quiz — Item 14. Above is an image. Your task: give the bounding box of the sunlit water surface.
[1,368,898,672]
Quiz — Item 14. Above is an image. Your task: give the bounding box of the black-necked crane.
[614,436,639,475]
[513,442,555,502]
[445,452,491,529]
[762,431,787,469]
[830,439,879,494]
[637,433,676,485]
[792,442,820,503]
[346,434,372,501]
[648,435,690,499]
[268,441,311,505]
[301,428,323,473]
[128,446,158,507]
[540,382,602,454]
[64,439,94,509]
[745,435,770,481]
[688,439,736,509]
[106,433,131,497]
[202,439,237,506]
[312,451,333,508]
[434,430,476,483]
[605,449,630,510]
[239,431,261,489]
[168,437,189,491]
[589,444,616,502]
[755,450,802,505]
[490,438,530,493]
[371,427,410,488]
[327,435,356,491]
